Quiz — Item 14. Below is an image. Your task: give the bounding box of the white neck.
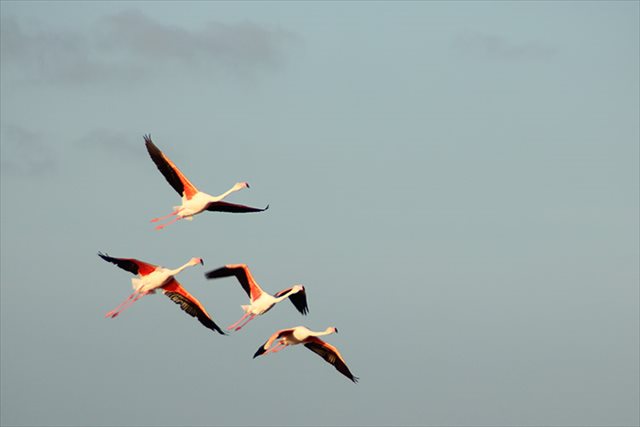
[169,260,197,276]
[273,287,299,303]
[310,327,335,338]
[218,183,243,200]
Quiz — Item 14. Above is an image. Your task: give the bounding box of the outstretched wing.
[144,135,198,200]
[304,337,359,383]
[204,264,263,301]
[98,252,157,276]
[162,279,226,335]
[205,201,269,213]
[274,286,309,315]
[253,328,295,358]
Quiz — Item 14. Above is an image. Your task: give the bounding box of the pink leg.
[155,216,183,230]
[227,313,250,330]
[265,341,287,355]
[234,314,256,331]
[105,291,137,318]
[105,291,146,318]
[110,292,145,317]
[150,210,179,223]
[271,344,287,354]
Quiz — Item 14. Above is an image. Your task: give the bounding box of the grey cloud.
[0,125,57,177]
[0,18,86,66]
[0,16,144,85]
[454,32,557,61]
[1,11,297,85]
[99,9,294,68]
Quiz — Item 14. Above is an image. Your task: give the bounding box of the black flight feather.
[205,266,252,299]
[206,201,269,213]
[304,341,359,383]
[164,291,226,335]
[98,252,139,275]
[144,134,184,197]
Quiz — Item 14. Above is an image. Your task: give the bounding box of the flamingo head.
[189,257,204,266]
[234,181,250,191]
[327,326,338,334]
[292,284,304,293]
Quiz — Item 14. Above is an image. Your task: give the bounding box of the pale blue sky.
[1,2,638,426]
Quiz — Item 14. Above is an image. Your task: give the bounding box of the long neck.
[310,328,335,338]
[218,184,240,200]
[169,261,195,276]
[273,288,297,303]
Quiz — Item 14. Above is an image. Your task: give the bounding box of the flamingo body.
[253,326,358,383]
[204,264,308,331]
[98,252,225,335]
[144,135,268,229]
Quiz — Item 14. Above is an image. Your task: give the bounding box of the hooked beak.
[335,328,339,334]
[199,259,204,266]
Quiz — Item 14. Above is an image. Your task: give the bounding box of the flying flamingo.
[98,252,225,335]
[204,264,308,331]
[253,326,358,383]
[144,135,268,230]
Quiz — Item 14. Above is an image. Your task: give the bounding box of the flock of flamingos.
[99,135,358,383]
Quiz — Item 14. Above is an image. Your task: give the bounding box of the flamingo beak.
[245,182,251,188]
[335,328,339,333]
[199,259,204,265]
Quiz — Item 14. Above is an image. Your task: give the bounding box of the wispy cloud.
[0,17,128,85]
[0,125,57,177]
[0,10,297,85]
[453,32,557,61]
[98,10,293,68]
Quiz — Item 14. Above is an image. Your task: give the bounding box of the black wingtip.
[204,266,230,280]
[351,376,359,384]
[253,346,267,358]
[207,319,226,336]
[143,134,152,143]
[204,268,218,279]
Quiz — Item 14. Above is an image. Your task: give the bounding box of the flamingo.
[253,326,358,383]
[98,252,225,335]
[204,264,308,331]
[144,135,268,230]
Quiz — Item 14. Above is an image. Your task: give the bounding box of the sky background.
[1,1,638,426]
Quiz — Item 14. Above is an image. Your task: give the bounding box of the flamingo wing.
[204,264,263,301]
[274,286,309,315]
[253,328,295,358]
[205,201,269,213]
[98,252,157,276]
[162,279,226,335]
[304,337,359,383]
[144,135,198,200]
